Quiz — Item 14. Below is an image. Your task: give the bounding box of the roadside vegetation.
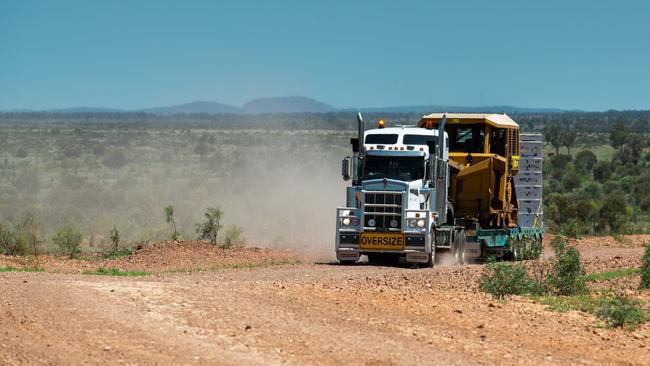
[542,121,650,237]
[480,237,650,329]
[0,266,43,273]
[0,111,647,252]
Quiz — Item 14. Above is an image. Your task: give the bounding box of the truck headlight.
[342,217,351,226]
[368,218,376,227]
[352,218,360,226]
[417,219,425,228]
[408,219,416,228]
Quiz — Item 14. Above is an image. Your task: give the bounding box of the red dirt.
[0,236,648,365]
[0,240,304,273]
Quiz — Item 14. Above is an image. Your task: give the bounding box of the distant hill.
[242,96,335,113]
[354,105,567,114]
[143,101,240,114]
[9,97,570,115]
[49,107,124,113]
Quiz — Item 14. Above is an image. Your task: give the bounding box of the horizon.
[0,96,579,113]
[2,1,649,111]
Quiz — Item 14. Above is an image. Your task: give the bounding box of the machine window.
[449,125,485,153]
[365,134,398,144]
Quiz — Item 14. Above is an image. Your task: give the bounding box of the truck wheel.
[453,230,466,265]
[339,260,356,265]
[425,246,436,268]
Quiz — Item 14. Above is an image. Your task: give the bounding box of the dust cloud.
[0,127,352,261]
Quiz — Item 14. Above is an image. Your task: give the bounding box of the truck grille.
[364,191,402,230]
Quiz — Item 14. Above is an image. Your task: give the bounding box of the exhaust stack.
[357,112,365,159]
[437,114,447,160]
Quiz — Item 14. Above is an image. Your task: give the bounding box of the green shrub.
[0,222,25,255]
[196,207,223,245]
[595,295,649,328]
[548,237,587,296]
[223,225,245,248]
[53,223,83,258]
[103,247,132,259]
[640,244,650,289]
[558,218,581,239]
[480,260,533,299]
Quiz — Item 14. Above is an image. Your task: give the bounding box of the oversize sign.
[359,232,405,250]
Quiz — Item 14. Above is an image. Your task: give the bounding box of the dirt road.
[1,244,649,366]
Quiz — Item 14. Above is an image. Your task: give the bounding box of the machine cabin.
[418,113,520,229]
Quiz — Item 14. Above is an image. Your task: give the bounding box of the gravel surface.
[0,237,649,365]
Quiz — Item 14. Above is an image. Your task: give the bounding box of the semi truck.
[335,112,543,266]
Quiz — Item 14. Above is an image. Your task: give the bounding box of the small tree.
[164,205,178,240]
[53,224,83,258]
[544,125,563,155]
[562,171,582,191]
[15,210,41,257]
[600,192,628,233]
[109,226,120,251]
[561,130,577,155]
[575,150,597,173]
[610,121,630,149]
[196,207,223,245]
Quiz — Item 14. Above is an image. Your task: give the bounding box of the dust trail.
[0,126,352,261]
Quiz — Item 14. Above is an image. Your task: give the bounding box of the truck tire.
[339,260,356,265]
[452,230,466,265]
[425,245,436,268]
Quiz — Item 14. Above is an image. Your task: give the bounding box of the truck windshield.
[364,156,425,181]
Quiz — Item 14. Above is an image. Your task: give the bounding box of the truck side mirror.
[427,141,437,184]
[341,157,352,181]
[350,138,359,153]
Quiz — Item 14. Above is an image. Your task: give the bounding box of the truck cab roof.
[364,126,448,160]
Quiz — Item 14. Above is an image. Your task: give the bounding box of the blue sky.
[1,0,649,111]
